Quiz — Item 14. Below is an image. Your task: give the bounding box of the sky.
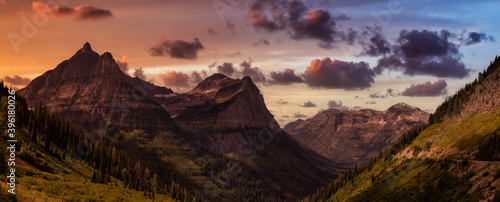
[1,0,499,126]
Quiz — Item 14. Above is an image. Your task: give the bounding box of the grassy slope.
[0,126,177,202]
[330,106,500,201]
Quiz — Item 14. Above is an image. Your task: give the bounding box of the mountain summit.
[19,43,175,131]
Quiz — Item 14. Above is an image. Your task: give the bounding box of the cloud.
[332,13,351,21]
[281,115,290,118]
[115,56,129,74]
[375,29,470,78]
[369,88,400,99]
[228,51,242,57]
[301,101,317,107]
[358,26,391,56]
[3,75,31,86]
[277,99,289,104]
[240,61,267,82]
[292,113,308,118]
[32,2,112,21]
[217,62,236,76]
[252,38,270,47]
[191,70,207,84]
[269,68,303,85]
[226,21,237,34]
[149,38,204,60]
[304,57,375,89]
[327,100,350,111]
[133,68,146,80]
[245,0,349,48]
[215,60,266,82]
[402,80,448,97]
[159,71,190,87]
[207,28,218,35]
[366,101,377,104]
[460,31,495,46]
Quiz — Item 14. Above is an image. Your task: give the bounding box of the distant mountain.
[18,42,175,131]
[306,55,500,202]
[284,103,429,166]
[156,73,341,199]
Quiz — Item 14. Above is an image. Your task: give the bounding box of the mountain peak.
[83,42,92,51]
[101,52,113,59]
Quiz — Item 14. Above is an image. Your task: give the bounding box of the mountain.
[18,42,175,132]
[16,43,213,200]
[284,103,429,166]
[0,81,179,201]
[16,43,340,201]
[155,73,341,199]
[304,55,500,202]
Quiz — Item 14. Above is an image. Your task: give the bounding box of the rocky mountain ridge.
[284,103,429,166]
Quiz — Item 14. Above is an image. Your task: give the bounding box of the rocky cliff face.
[18,43,176,132]
[284,103,429,165]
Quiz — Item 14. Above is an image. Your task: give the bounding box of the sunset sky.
[1,0,499,126]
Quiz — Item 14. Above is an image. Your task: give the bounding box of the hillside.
[304,55,500,202]
[284,103,428,166]
[0,82,179,201]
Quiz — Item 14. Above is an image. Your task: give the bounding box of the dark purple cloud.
[3,75,31,86]
[374,29,470,78]
[133,68,146,80]
[240,61,267,82]
[32,2,112,21]
[217,62,236,76]
[191,70,207,84]
[292,113,308,118]
[277,99,289,104]
[269,68,303,85]
[252,38,270,47]
[327,100,350,110]
[304,57,375,89]
[301,101,317,107]
[226,21,237,34]
[460,31,495,46]
[207,28,218,35]
[402,80,448,97]
[149,38,204,60]
[358,27,391,56]
[245,0,349,48]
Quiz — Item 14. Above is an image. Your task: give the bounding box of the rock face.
[155,73,340,196]
[284,103,429,165]
[18,42,176,132]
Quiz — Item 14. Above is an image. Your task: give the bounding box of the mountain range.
[16,43,338,201]
[284,103,429,166]
[6,43,498,201]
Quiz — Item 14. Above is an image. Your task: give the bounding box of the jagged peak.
[101,52,113,59]
[83,42,92,51]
